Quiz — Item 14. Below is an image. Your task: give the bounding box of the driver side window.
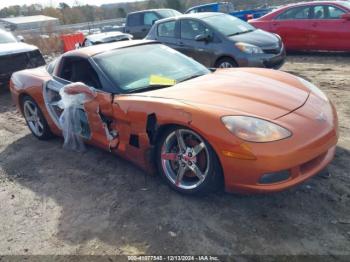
[58,57,102,89]
[180,20,212,40]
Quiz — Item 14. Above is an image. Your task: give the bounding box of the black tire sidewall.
[156,126,222,195]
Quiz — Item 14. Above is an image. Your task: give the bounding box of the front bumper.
[237,45,286,69]
[0,74,11,88]
[219,95,338,194]
[0,50,45,88]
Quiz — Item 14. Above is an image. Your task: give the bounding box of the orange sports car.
[9,40,338,195]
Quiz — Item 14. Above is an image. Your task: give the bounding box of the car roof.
[186,2,218,9]
[280,0,349,8]
[64,40,157,58]
[155,12,223,24]
[128,8,176,15]
[86,31,130,42]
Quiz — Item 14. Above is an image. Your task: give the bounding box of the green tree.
[59,2,70,10]
[164,0,184,12]
[147,0,160,9]
[116,7,126,18]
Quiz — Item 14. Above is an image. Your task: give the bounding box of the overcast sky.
[0,0,137,9]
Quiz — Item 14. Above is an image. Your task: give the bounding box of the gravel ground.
[0,54,349,257]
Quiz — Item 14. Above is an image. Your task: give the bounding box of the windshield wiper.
[228,29,255,37]
[127,84,173,94]
[178,74,206,83]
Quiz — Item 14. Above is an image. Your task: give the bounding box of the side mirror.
[17,35,24,42]
[195,34,212,42]
[341,13,350,20]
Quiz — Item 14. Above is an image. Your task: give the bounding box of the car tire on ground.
[156,126,223,195]
[22,96,54,140]
[215,57,238,68]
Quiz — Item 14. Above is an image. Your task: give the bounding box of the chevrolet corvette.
[10,40,338,195]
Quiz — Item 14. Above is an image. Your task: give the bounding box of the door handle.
[142,28,147,32]
[178,42,184,46]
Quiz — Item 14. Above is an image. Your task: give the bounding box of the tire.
[22,96,54,140]
[156,126,223,195]
[215,57,238,68]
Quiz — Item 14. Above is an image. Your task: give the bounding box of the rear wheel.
[215,57,238,68]
[156,127,222,195]
[22,96,53,140]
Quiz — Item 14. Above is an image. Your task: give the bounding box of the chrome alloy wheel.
[23,100,44,137]
[161,129,210,190]
[219,62,234,68]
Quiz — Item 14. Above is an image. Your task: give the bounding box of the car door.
[271,5,314,50]
[308,4,350,51]
[178,19,216,67]
[46,56,118,150]
[155,20,179,50]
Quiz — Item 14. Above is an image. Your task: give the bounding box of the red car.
[249,1,350,52]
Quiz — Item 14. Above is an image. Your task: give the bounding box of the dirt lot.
[0,54,349,257]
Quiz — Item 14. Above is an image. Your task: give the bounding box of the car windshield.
[203,14,256,36]
[0,30,17,44]
[340,2,350,10]
[93,44,210,93]
[158,9,182,18]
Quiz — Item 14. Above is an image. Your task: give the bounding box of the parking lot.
[0,53,349,256]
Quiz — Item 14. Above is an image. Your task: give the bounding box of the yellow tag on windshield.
[149,75,176,86]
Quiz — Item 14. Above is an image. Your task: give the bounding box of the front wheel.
[215,57,238,68]
[156,127,222,195]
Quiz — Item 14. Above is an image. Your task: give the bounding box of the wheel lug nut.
[188,153,192,157]
[188,161,192,166]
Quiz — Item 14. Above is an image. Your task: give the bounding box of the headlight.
[222,116,292,143]
[298,77,328,102]
[235,42,263,54]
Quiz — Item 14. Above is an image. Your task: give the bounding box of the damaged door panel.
[109,97,194,171]
[83,89,119,150]
[44,80,119,151]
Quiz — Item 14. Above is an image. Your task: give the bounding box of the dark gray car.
[146,13,286,68]
[125,9,181,39]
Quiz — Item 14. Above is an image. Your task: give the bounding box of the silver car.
[146,12,286,69]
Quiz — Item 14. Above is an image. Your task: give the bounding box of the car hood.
[0,42,38,56]
[139,68,310,120]
[229,29,279,49]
